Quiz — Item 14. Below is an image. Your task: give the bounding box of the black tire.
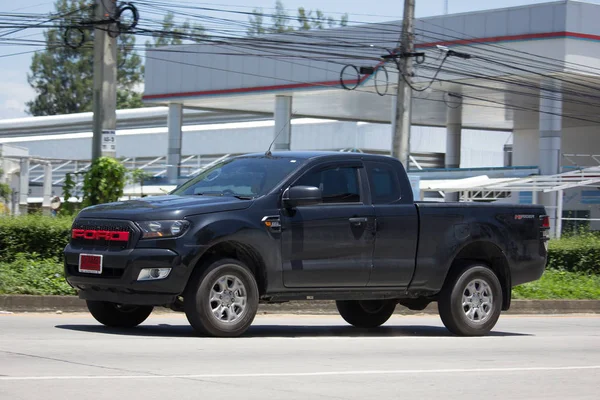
[336,299,396,328]
[86,301,153,328]
[438,263,503,336]
[184,258,259,337]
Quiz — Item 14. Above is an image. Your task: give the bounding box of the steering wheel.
[222,189,235,196]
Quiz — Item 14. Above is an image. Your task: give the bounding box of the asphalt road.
[0,312,598,400]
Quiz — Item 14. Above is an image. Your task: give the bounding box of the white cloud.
[4,99,25,112]
[0,81,35,119]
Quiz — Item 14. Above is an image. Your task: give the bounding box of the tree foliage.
[248,8,267,36]
[81,157,127,208]
[0,150,11,212]
[0,168,11,210]
[26,0,344,116]
[0,179,9,205]
[145,11,207,48]
[248,1,349,36]
[129,168,153,197]
[61,172,77,215]
[27,0,143,116]
[272,1,294,34]
[60,157,127,213]
[27,2,202,116]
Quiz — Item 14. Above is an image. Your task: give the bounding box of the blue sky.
[0,0,591,119]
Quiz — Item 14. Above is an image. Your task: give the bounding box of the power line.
[7,0,600,130]
[0,4,93,39]
[414,21,600,77]
[142,49,600,127]
[138,0,402,20]
[132,21,600,116]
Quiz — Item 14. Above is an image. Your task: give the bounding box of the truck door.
[364,161,418,288]
[281,161,375,288]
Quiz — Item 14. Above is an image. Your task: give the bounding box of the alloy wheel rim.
[209,274,247,323]
[462,279,494,324]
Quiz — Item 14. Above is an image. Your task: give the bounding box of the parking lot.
[1,313,598,399]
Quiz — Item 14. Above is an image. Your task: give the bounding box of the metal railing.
[23,154,227,186]
[562,154,600,169]
[9,149,448,200]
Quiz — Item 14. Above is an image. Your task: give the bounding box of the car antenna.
[266,111,295,157]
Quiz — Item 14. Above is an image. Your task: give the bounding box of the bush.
[513,269,600,300]
[0,215,73,263]
[0,254,76,295]
[547,232,600,275]
[81,157,127,208]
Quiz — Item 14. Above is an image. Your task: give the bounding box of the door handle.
[349,217,368,225]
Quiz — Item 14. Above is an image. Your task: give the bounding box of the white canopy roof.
[420,166,600,193]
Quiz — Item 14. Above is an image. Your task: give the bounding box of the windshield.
[172,156,305,198]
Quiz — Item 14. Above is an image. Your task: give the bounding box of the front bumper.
[64,244,190,306]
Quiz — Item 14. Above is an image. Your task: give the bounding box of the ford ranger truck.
[64,151,549,337]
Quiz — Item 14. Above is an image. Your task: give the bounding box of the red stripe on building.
[143,79,359,100]
[144,31,598,100]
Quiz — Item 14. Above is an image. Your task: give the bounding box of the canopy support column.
[445,94,462,202]
[167,103,183,185]
[273,95,292,151]
[538,80,562,238]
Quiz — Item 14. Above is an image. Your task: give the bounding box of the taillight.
[540,215,550,245]
[541,215,550,229]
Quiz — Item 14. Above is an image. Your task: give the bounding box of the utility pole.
[391,0,415,170]
[92,0,118,160]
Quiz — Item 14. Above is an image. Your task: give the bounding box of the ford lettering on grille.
[72,229,130,242]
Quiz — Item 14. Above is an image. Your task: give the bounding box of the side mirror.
[282,185,322,208]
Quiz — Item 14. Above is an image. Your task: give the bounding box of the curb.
[1,295,599,315]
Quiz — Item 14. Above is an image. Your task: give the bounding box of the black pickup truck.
[64,151,549,337]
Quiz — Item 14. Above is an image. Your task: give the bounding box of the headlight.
[137,220,189,239]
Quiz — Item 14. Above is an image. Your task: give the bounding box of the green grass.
[0,255,76,296]
[513,269,600,300]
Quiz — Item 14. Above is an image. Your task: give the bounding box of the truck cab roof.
[240,151,396,162]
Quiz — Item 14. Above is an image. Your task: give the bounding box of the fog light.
[137,268,171,281]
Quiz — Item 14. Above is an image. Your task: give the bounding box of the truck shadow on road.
[54,324,531,338]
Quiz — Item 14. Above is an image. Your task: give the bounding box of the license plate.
[79,254,103,274]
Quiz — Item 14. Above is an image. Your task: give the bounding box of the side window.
[366,162,401,204]
[295,165,361,204]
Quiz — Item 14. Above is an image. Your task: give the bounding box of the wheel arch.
[443,240,512,311]
[185,240,268,296]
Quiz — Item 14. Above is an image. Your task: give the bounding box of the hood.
[76,195,254,221]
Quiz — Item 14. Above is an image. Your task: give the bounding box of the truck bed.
[409,201,547,297]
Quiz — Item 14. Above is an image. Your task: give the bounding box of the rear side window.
[366,162,401,204]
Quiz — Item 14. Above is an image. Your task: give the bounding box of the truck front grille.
[70,219,139,250]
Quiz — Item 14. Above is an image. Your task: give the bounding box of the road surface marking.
[1,365,599,381]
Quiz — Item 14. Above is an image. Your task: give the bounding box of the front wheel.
[438,263,503,336]
[86,301,153,328]
[184,258,259,337]
[336,299,396,328]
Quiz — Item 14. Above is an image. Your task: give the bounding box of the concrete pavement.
[0,313,598,399]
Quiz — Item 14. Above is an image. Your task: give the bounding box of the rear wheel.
[184,258,259,337]
[336,299,396,328]
[438,263,502,336]
[86,301,153,328]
